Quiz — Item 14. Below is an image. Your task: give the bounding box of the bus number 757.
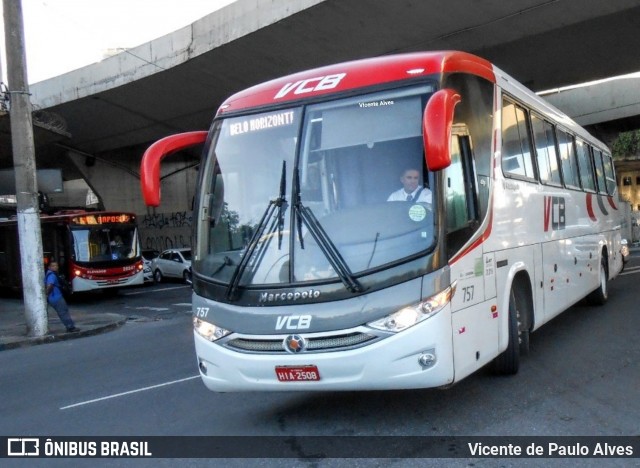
[462,286,474,302]
[195,307,209,318]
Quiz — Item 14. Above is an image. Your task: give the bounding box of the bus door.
[41,221,70,275]
[447,126,499,379]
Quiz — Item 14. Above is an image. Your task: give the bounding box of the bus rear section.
[140,51,626,392]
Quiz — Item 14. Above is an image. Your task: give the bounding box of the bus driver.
[387,168,432,203]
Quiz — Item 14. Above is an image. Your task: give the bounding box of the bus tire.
[154,269,163,283]
[492,288,521,375]
[587,256,608,306]
[515,283,531,357]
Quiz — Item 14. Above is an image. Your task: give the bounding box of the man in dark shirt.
[45,261,78,333]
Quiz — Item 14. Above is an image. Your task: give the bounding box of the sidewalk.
[0,296,126,351]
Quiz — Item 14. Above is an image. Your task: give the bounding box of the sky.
[1,0,236,84]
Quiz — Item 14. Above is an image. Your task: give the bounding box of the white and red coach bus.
[141,51,628,391]
[0,211,144,293]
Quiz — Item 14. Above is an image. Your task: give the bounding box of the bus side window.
[531,113,562,186]
[602,153,617,195]
[501,99,535,180]
[557,130,580,189]
[592,149,607,194]
[576,139,596,191]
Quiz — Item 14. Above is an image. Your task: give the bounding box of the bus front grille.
[225,332,379,354]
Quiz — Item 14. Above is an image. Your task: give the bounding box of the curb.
[0,314,128,352]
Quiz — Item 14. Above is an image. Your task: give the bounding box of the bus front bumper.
[71,270,144,292]
[193,309,455,392]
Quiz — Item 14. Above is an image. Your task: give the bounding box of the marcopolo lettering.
[259,289,321,303]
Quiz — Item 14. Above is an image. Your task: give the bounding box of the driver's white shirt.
[387,187,432,203]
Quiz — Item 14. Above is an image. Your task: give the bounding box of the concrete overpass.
[3,0,640,250]
[541,72,640,146]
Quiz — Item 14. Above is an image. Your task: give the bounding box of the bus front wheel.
[492,287,526,375]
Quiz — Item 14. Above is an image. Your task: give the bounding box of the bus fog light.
[198,359,207,375]
[418,350,437,368]
[367,283,456,333]
[193,317,231,342]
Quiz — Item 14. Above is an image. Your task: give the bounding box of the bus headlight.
[193,317,231,341]
[367,283,455,333]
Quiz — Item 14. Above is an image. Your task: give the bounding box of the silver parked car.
[141,249,159,283]
[151,248,192,284]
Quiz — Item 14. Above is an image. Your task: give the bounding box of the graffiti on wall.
[142,211,192,230]
[139,211,193,251]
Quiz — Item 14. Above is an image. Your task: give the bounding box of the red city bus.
[0,210,144,293]
[140,51,627,392]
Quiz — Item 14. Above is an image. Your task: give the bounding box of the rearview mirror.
[422,88,461,171]
[140,131,208,206]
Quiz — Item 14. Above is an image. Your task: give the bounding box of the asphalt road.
[1,256,639,465]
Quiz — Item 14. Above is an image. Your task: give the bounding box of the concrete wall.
[67,148,197,252]
[138,210,193,252]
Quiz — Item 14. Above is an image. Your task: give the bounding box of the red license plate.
[275,365,321,382]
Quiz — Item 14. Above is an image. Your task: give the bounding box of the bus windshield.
[71,224,140,264]
[196,84,437,288]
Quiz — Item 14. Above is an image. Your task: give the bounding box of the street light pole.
[3,0,48,336]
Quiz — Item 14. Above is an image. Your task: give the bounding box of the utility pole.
[3,0,48,336]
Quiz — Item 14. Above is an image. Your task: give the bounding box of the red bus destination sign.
[71,214,134,225]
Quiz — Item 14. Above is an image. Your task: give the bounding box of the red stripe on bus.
[450,211,494,265]
[586,193,597,222]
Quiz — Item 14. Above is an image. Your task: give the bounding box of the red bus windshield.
[70,223,140,264]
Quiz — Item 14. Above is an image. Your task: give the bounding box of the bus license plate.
[275,365,320,382]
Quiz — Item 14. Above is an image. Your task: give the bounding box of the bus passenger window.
[602,154,617,195]
[575,139,596,191]
[501,99,534,179]
[593,149,607,194]
[531,114,561,186]
[557,130,580,189]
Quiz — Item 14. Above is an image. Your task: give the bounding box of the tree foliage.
[612,130,640,160]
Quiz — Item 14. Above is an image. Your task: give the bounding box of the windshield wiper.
[226,161,287,301]
[293,168,363,293]
[277,161,287,249]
